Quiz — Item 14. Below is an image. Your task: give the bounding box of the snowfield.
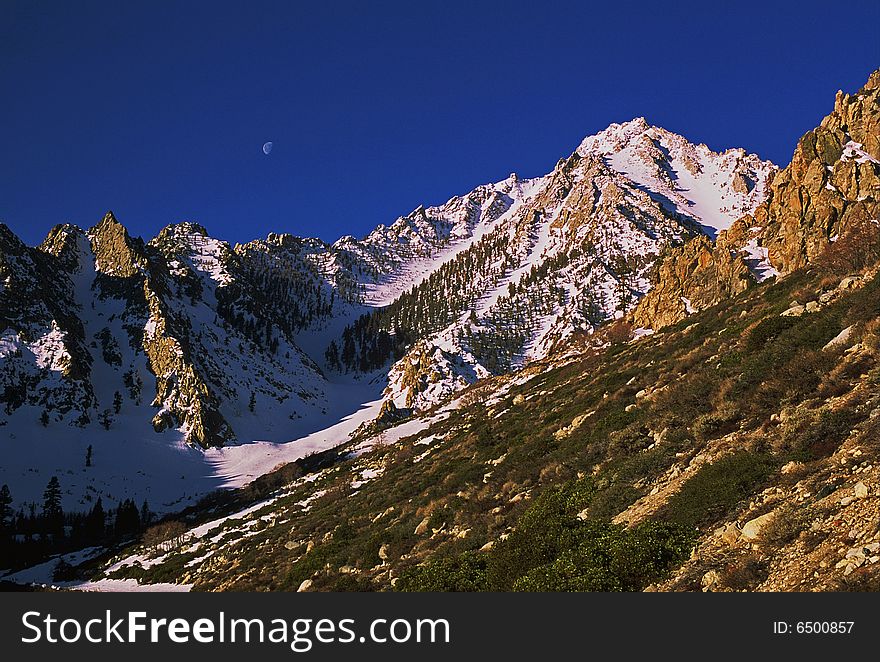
[1,377,385,515]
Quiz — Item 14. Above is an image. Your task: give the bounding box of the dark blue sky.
[2,1,878,247]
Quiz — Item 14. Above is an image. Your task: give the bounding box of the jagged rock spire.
[89,211,142,277]
[758,68,880,274]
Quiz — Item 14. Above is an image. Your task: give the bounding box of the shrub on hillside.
[693,405,741,442]
[745,316,800,351]
[758,503,811,547]
[816,215,880,276]
[661,451,776,528]
[782,407,863,460]
[607,423,652,455]
[142,521,189,551]
[396,553,488,592]
[398,476,694,592]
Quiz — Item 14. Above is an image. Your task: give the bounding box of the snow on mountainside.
[578,117,775,236]
[0,119,775,513]
[337,173,543,307]
[367,121,776,411]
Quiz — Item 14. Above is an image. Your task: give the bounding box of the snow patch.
[741,238,779,283]
[841,141,880,165]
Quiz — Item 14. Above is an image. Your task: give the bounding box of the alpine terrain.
[1,68,879,593]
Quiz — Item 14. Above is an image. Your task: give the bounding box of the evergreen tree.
[324,340,340,370]
[0,484,12,534]
[113,391,123,414]
[610,254,636,312]
[140,500,153,527]
[114,499,141,537]
[52,558,77,582]
[41,476,64,538]
[85,497,105,540]
[248,391,256,413]
[26,503,36,541]
[85,444,93,467]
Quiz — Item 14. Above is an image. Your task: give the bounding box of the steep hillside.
[71,232,880,592]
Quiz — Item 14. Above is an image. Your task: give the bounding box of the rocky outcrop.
[141,274,235,448]
[0,224,95,415]
[85,216,237,447]
[632,69,879,331]
[90,211,145,277]
[39,224,86,272]
[758,69,880,274]
[630,236,754,329]
[389,341,445,409]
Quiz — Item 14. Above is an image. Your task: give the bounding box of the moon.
[262,141,273,155]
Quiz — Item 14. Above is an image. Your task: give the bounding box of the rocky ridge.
[363,123,774,411]
[633,69,880,331]
[1,213,332,448]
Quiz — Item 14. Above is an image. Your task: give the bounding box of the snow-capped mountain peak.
[575,116,654,155]
[578,119,777,235]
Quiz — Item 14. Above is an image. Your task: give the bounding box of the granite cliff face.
[633,69,879,331]
[759,69,880,274]
[630,235,755,330]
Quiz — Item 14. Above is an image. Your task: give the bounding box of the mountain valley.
[1,68,879,592]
